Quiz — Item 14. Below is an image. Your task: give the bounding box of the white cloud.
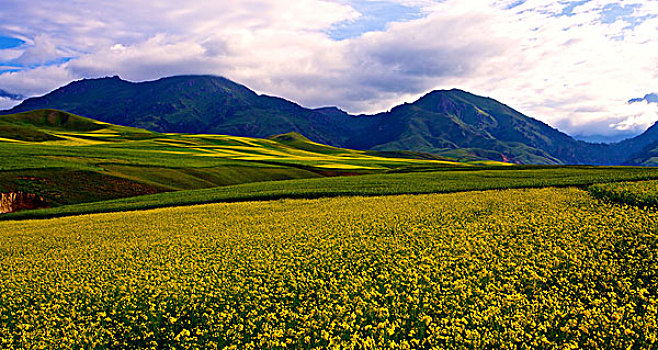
[0,64,74,97]
[13,34,60,66]
[0,97,21,110]
[69,35,210,80]
[0,0,656,140]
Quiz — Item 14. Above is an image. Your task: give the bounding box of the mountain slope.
[7,75,376,147]
[0,109,157,142]
[619,121,658,166]
[4,75,651,165]
[345,89,618,164]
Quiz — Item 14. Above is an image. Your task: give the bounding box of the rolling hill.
[0,109,487,211]
[4,75,657,165]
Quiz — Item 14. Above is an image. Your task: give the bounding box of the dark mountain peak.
[54,74,252,96]
[410,88,493,119]
[414,88,485,106]
[72,75,127,84]
[146,75,260,102]
[422,89,463,101]
[420,88,478,99]
[314,106,344,113]
[150,74,240,87]
[50,75,132,94]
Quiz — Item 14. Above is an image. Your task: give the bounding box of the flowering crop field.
[588,180,658,208]
[1,187,658,349]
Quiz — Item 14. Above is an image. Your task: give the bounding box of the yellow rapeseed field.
[1,188,657,349]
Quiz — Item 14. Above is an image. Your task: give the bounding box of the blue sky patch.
[505,0,527,10]
[559,0,591,17]
[599,3,640,24]
[0,56,74,74]
[0,36,25,50]
[0,67,22,74]
[599,3,655,30]
[629,93,658,104]
[327,0,427,40]
[554,1,653,33]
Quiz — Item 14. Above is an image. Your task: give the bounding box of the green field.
[4,166,658,221]
[588,180,658,208]
[0,109,492,208]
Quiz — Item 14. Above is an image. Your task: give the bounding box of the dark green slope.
[5,75,654,165]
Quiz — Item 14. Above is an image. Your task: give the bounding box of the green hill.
[0,109,156,141]
[0,109,485,211]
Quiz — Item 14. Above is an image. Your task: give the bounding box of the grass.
[587,180,658,207]
[1,109,494,207]
[4,166,658,221]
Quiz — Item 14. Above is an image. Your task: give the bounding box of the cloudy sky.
[0,0,656,141]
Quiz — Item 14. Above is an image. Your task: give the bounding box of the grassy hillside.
[2,187,656,348]
[0,109,154,141]
[0,109,487,208]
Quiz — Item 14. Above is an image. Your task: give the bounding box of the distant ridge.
[4,75,657,165]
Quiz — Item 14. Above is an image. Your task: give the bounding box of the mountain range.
[3,75,657,165]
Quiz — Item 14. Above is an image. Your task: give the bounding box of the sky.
[0,0,656,142]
